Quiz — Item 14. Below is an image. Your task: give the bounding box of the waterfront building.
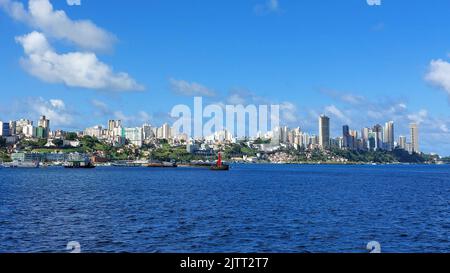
[410,123,419,154]
[384,121,395,151]
[319,115,330,149]
[11,152,43,162]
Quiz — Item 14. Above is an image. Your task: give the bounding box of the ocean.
[0,164,449,253]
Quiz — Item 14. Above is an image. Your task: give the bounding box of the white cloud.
[280,102,298,123]
[227,93,247,105]
[1,0,114,51]
[407,109,428,124]
[367,0,381,6]
[425,59,450,97]
[325,105,351,124]
[15,31,144,91]
[27,97,74,126]
[66,0,80,6]
[50,99,65,109]
[169,78,216,97]
[254,0,280,15]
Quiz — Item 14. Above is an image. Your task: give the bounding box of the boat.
[2,161,40,168]
[210,153,229,171]
[147,161,178,168]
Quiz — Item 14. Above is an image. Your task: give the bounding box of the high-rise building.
[361,127,370,142]
[280,126,289,144]
[9,121,16,136]
[373,124,383,150]
[0,121,10,137]
[108,120,122,131]
[142,124,154,140]
[23,124,34,138]
[15,119,33,135]
[319,115,330,149]
[368,132,377,151]
[162,123,171,140]
[398,136,407,150]
[343,125,350,148]
[84,126,104,138]
[38,115,50,138]
[124,127,144,147]
[384,121,395,151]
[38,116,50,130]
[410,123,419,154]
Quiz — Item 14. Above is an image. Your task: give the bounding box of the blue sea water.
[0,164,449,253]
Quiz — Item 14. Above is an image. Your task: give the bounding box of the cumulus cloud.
[27,97,74,126]
[0,0,114,51]
[425,59,450,97]
[66,0,80,6]
[15,31,144,91]
[170,78,216,97]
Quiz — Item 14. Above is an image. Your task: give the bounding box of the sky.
[1,0,450,155]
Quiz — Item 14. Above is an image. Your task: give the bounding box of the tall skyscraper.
[38,115,50,137]
[142,124,154,140]
[124,127,144,147]
[384,121,395,151]
[0,121,10,137]
[373,124,383,150]
[410,123,419,154]
[280,126,289,144]
[398,136,407,150]
[342,125,350,148]
[9,121,16,136]
[319,115,330,149]
[108,120,122,131]
[162,123,171,140]
[38,115,50,130]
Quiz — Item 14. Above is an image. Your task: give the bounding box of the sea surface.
[0,164,449,253]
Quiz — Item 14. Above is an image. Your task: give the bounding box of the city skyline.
[1,111,424,157]
[1,1,450,155]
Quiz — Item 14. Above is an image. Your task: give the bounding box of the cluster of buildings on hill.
[1,114,420,156]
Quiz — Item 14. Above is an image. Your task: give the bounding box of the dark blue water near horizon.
[0,164,449,253]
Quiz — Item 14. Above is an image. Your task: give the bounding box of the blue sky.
[1,0,450,155]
